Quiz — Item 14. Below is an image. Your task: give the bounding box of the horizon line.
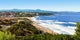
[0,9,80,12]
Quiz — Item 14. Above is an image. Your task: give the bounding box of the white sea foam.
[68,22,76,24]
[31,17,76,35]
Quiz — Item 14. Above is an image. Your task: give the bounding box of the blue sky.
[0,0,80,11]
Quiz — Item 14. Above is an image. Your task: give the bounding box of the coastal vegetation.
[0,12,80,40]
[0,31,15,40]
[75,22,80,37]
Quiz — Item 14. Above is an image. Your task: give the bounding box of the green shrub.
[7,21,40,36]
[0,31,15,40]
[15,33,76,40]
[75,22,80,37]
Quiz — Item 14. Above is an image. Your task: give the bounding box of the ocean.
[37,13,80,27]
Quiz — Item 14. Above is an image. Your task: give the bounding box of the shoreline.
[31,17,76,35]
[27,17,57,34]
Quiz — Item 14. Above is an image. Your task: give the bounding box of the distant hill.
[0,9,53,13]
[0,9,80,14]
